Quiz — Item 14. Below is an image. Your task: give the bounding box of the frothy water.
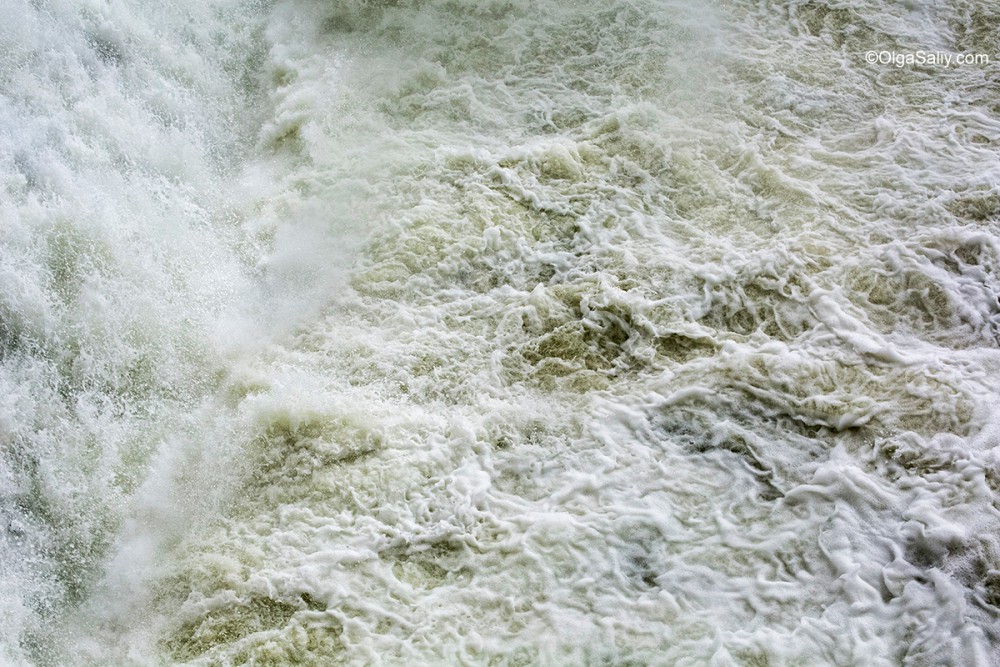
[3,0,1000,665]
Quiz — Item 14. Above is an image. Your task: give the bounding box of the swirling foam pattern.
[2,0,999,665]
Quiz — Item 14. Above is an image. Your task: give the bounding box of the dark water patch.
[162,595,303,663]
[732,650,772,667]
[982,572,1000,610]
[875,433,965,483]
[234,412,384,513]
[652,331,718,364]
[945,189,1000,222]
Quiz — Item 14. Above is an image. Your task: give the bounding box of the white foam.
[4,0,1000,664]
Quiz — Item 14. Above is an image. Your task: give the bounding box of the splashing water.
[2,0,1000,665]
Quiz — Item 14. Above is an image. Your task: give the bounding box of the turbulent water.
[2,0,1000,664]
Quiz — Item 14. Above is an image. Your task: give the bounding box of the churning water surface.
[2,0,1000,665]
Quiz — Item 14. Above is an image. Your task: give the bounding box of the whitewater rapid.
[2,0,1000,665]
